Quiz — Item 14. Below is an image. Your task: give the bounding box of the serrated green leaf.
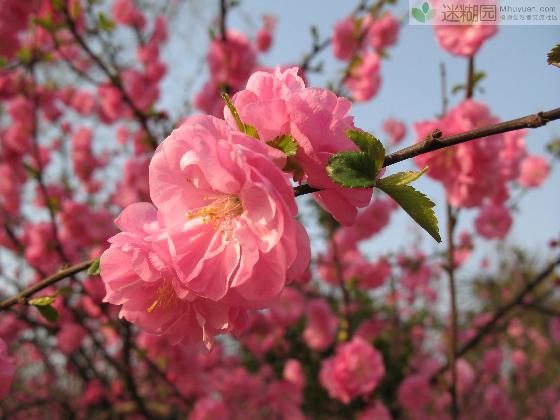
[346,130,385,175]
[36,304,59,323]
[377,176,441,242]
[267,134,298,157]
[411,8,425,23]
[327,152,377,188]
[547,43,560,67]
[379,167,428,186]
[87,258,101,276]
[29,295,57,306]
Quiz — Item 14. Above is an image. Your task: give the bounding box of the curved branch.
[0,260,94,310]
[294,106,560,197]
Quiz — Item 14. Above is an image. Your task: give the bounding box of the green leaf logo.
[411,1,435,23]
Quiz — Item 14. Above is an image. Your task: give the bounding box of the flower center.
[186,194,243,232]
[147,282,179,313]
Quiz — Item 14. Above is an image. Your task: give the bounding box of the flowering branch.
[294,106,560,197]
[433,254,560,379]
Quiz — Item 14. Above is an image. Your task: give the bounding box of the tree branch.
[294,106,560,197]
[0,260,93,310]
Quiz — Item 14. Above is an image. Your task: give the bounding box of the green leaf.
[547,43,560,67]
[327,152,377,188]
[451,84,465,95]
[221,93,259,139]
[29,295,57,306]
[411,7,425,23]
[346,130,385,175]
[421,1,430,13]
[267,134,298,157]
[87,258,101,276]
[97,12,115,31]
[36,304,59,323]
[377,172,441,242]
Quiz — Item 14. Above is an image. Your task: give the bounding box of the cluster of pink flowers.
[414,99,549,240]
[332,11,400,101]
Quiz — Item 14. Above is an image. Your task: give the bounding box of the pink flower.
[344,52,381,102]
[303,298,338,351]
[208,30,257,87]
[549,317,560,342]
[0,338,15,399]
[358,401,392,420]
[319,336,385,404]
[382,118,406,145]
[518,155,550,188]
[100,203,248,348]
[256,15,276,52]
[189,396,228,420]
[149,115,310,305]
[332,16,362,60]
[397,374,432,412]
[475,204,512,240]
[368,13,399,52]
[112,0,146,29]
[227,67,372,225]
[283,359,305,389]
[434,24,497,56]
[72,127,101,183]
[414,100,520,208]
[484,385,514,419]
[57,323,87,355]
[270,287,305,327]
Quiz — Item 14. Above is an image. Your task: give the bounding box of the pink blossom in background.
[270,287,305,327]
[454,231,473,267]
[382,118,406,145]
[397,374,432,413]
[484,384,515,419]
[208,30,257,87]
[320,336,385,404]
[518,155,550,188]
[368,13,399,52]
[227,67,372,225]
[303,298,338,351]
[283,359,306,389]
[549,317,560,342]
[414,99,524,208]
[56,323,87,355]
[475,203,512,240]
[256,15,276,52]
[112,0,146,29]
[0,338,15,399]
[189,396,228,420]
[332,15,362,61]
[344,52,382,102]
[358,401,392,420]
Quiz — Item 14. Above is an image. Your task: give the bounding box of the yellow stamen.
[147,282,179,313]
[186,195,243,231]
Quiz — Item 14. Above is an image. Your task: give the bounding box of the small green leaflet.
[267,134,298,157]
[221,93,259,139]
[29,295,57,306]
[327,130,386,188]
[547,43,560,68]
[87,258,101,276]
[36,304,59,323]
[377,168,441,242]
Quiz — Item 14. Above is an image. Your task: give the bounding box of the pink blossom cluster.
[332,11,400,101]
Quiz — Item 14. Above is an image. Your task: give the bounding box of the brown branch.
[219,0,227,41]
[294,106,560,197]
[0,260,93,310]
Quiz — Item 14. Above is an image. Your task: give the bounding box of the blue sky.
[162,0,560,268]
